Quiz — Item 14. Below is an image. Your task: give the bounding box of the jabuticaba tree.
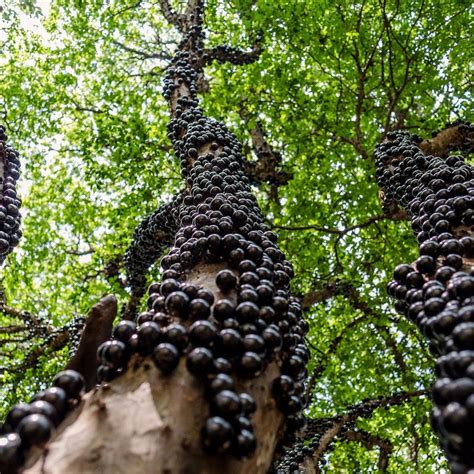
[375,124,474,473]
[0,1,309,473]
[0,125,22,265]
[1,0,472,472]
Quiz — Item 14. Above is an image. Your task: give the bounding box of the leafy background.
[0,0,472,471]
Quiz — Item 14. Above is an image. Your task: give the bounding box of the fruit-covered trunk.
[17,2,309,473]
[375,127,474,473]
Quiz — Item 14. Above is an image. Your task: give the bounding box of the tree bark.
[23,360,282,474]
[65,295,118,391]
[24,266,284,473]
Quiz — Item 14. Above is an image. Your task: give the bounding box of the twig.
[110,38,171,61]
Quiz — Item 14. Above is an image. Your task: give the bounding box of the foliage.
[0,0,471,471]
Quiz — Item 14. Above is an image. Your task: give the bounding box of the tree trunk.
[23,360,282,474]
[375,126,474,473]
[16,2,308,473]
[24,267,285,474]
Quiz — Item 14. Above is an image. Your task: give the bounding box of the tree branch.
[299,389,427,472]
[244,121,292,203]
[272,223,342,235]
[301,280,344,310]
[0,325,29,334]
[419,121,474,157]
[123,195,182,318]
[273,212,407,240]
[0,302,50,335]
[110,38,171,61]
[342,429,393,471]
[65,295,118,390]
[203,43,262,66]
[159,0,186,32]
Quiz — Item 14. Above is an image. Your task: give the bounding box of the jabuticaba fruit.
[375,129,474,472]
[0,125,22,264]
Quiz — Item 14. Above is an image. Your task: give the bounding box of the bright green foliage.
[0,1,471,471]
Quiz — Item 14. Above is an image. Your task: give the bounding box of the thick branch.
[0,125,22,265]
[301,280,343,311]
[123,196,181,317]
[203,43,262,66]
[342,430,393,471]
[300,390,427,472]
[0,303,51,335]
[245,122,292,189]
[65,295,118,390]
[274,390,426,472]
[418,121,474,157]
[0,324,29,334]
[17,332,70,372]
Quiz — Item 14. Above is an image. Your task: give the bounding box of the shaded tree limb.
[342,429,393,471]
[0,302,51,336]
[273,211,408,239]
[418,121,474,157]
[65,295,118,390]
[0,325,30,334]
[16,332,70,372]
[273,389,426,472]
[301,280,344,310]
[123,196,181,318]
[203,42,263,66]
[245,121,292,188]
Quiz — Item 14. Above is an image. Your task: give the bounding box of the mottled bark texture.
[23,359,282,474]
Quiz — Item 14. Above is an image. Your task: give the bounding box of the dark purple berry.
[152,343,180,374]
[52,370,85,400]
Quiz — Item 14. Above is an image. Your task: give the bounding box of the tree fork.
[2,1,310,473]
[273,389,427,472]
[375,128,474,472]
